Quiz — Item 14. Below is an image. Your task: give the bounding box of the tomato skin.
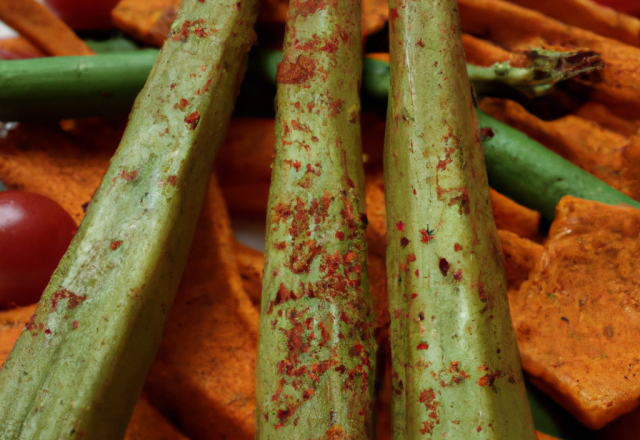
[0,192,76,308]
[43,0,120,30]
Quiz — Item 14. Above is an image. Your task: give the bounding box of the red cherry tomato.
[43,0,120,30]
[0,191,77,308]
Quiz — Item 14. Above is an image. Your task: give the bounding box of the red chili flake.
[184,111,201,130]
[170,83,177,89]
[477,426,482,432]
[276,55,316,85]
[306,163,321,176]
[203,78,213,93]
[438,258,450,276]
[110,240,123,250]
[194,27,209,38]
[478,370,501,387]
[166,175,178,187]
[235,1,241,9]
[415,269,420,278]
[418,312,424,321]
[411,293,418,299]
[335,231,345,241]
[178,98,189,110]
[346,177,355,188]
[73,320,79,330]
[328,98,344,118]
[416,40,425,47]
[389,7,400,19]
[51,289,87,310]
[396,222,405,231]
[420,229,435,244]
[412,188,417,195]
[120,169,138,181]
[400,237,410,247]
[454,243,462,252]
[478,282,488,302]
[25,313,36,332]
[453,269,463,281]
[480,127,495,139]
[44,329,51,334]
[417,343,429,350]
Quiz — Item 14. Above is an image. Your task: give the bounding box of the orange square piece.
[510,196,640,429]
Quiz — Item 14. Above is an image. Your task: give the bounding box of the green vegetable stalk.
[0,0,259,438]
[254,0,376,437]
[383,0,538,438]
[476,109,640,220]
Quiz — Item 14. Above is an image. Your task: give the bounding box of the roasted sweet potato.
[511,196,640,429]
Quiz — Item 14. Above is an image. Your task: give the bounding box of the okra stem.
[254,0,376,437]
[383,0,538,438]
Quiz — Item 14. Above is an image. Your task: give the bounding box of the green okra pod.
[383,0,538,438]
[254,0,376,437]
[0,0,259,438]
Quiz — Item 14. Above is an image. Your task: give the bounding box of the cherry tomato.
[0,191,77,308]
[43,0,120,30]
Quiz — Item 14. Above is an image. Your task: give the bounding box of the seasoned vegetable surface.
[0,0,259,437]
[383,0,537,438]
[254,0,376,437]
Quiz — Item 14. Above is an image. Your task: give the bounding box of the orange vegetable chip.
[511,196,640,429]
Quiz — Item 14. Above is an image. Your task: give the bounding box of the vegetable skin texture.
[254,0,376,436]
[383,0,537,438]
[0,0,259,438]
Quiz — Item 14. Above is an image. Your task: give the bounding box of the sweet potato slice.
[234,241,264,306]
[124,397,190,440]
[458,0,640,112]
[498,229,543,292]
[573,102,640,138]
[510,196,640,429]
[143,176,259,440]
[111,0,181,47]
[0,37,45,59]
[0,0,94,56]
[0,121,117,225]
[505,0,640,47]
[491,189,541,240]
